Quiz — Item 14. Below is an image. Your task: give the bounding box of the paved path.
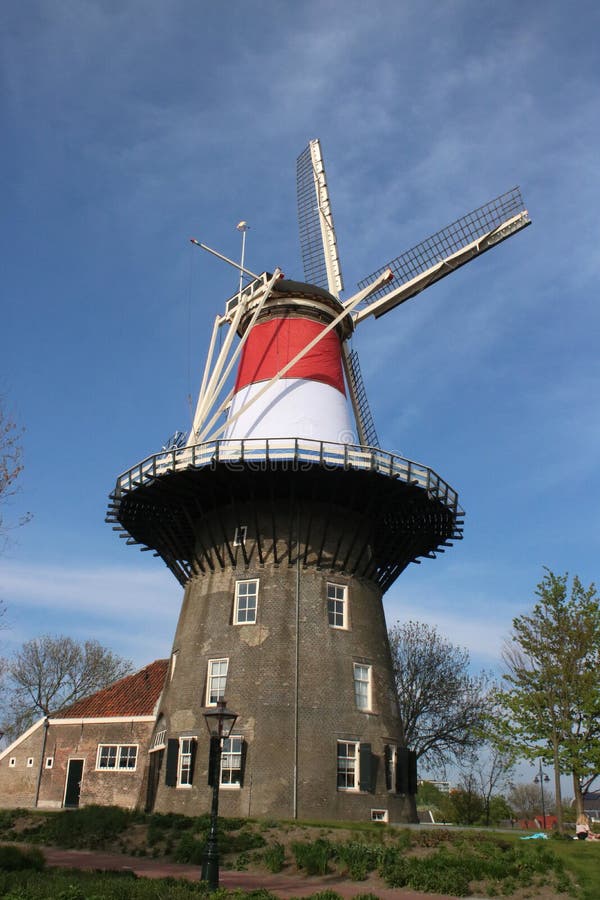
[40,845,467,899]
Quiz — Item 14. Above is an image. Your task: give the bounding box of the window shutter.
[396,747,410,794]
[165,739,179,787]
[384,744,392,790]
[207,735,220,787]
[408,749,418,794]
[359,742,373,792]
[238,739,247,788]
[188,739,197,785]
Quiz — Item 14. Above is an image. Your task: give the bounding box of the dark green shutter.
[238,739,247,788]
[165,739,179,787]
[396,747,409,794]
[359,742,373,792]
[207,735,220,787]
[188,739,197,785]
[408,749,418,794]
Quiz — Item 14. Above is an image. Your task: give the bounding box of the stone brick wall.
[0,718,154,810]
[148,499,417,823]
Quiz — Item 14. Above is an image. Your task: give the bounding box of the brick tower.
[108,141,529,822]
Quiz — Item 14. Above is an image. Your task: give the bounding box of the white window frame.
[234,579,259,625]
[337,740,359,791]
[206,658,229,706]
[9,757,16,768]
[45,757,54,769]
[96,744,138,771]
[27,757,34,768]
[220,734,243,788]
[177,736,196,788]
[353,662,372,711]
[386,744,397,792]
[327,583,348,629]
[371,808,389,822]
[151,729,167,751]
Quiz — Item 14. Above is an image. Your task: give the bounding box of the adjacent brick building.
[0,660,167,810]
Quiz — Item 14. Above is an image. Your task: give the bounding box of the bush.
[335,841,380,880]
[0,844,45,871]
[173,832,206,865]
[291,838,333,876]
[34,806,133,849]
[263,841,285,873]
[221,828,266,853]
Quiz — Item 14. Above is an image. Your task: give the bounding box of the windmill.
[107,140,529,824]
[184,138,529,450]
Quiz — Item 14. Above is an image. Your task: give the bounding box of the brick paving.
[40,845,467,899]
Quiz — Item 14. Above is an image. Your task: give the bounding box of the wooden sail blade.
[352,188,530,325]
[297,139,344,296]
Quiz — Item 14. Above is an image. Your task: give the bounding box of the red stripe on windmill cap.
[234,317,346,396]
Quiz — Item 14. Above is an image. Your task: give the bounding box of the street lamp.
[534,760,550,829]
[201,699,238,890]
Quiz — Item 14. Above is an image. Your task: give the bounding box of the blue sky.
[1,0,599,680]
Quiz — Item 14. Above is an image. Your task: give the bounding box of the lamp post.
[534,760,550,829]
[201,699,238,890]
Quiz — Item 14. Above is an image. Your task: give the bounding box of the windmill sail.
[343,346,380,448]
[352,187,530,323]
[297,139,344,296]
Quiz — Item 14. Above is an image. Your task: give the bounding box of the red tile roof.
[57,659,168,719]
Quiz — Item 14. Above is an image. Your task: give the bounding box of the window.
[327,583,347,628]
[9,758,16,768]
[337,741,358,790]
[96,744,138,771]
[234,579,258,624]
[151,729,167,751]
[45,757,54,769]
[178,737,196,787]
[206,658,229,706]
[233,525,247,546]
[27,758,34,768]
[353,662,372,711]
[221,735,243,787]
[371,809,389,822]
[384,744,397,791]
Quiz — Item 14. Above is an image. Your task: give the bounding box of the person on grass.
[575,813,600,840]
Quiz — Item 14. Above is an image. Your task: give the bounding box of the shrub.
[263,841,285,873]
[35,806,133,849]
[291,838,333,876]
[0,845,45,871]
[173,832,206,865]
[222,828,266,853]
[335,841,379,880]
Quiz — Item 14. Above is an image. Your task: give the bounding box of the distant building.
[0,660,167,810]
[419,779,451,794]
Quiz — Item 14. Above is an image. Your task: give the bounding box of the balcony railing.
[114,438,462,516]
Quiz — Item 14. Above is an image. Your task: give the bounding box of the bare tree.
[508,782,554,820]
[0,401,30,542]
[388,620,492,773]
[1,635,133,741]
[470,744,514,826]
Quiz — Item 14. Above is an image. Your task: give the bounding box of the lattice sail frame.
[356,187,528,308]
[297,140,344,296]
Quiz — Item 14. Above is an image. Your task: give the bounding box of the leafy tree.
[1,635,133,740]
[388,619,492,773]
[491,569,600,828]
